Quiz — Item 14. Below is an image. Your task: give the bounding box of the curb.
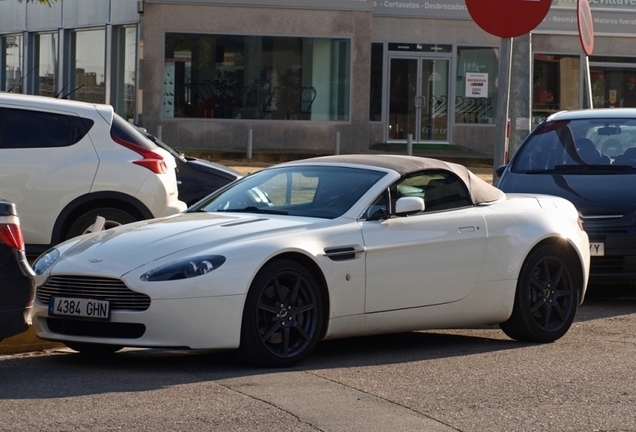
[0,326,61,355]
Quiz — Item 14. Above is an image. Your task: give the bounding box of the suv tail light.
[0,224,25,251]
[113,136,168,174]
[0,202,25,251]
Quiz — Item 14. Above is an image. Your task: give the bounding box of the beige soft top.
[285,154,505,206]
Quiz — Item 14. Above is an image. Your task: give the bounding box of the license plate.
[590,242,605,256]
[49,297,110,320]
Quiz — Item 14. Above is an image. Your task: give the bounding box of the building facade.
[2,0,636,156]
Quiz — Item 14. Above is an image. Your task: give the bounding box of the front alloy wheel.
[500,244,580,343]
[239,259,324,368]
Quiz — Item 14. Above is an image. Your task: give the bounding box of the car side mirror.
[496,165,507,178]
[395,197,425,215]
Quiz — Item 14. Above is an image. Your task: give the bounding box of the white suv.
[0,93,187,255]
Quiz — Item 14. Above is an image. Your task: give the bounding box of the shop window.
[532,54,580,124]
[164,33,351,121]
[455,47,498,124]
[35,33,58,97]
[587,56,636,110]
[369,43,383,122]
[67,28,106,103]
[1,34,23,93]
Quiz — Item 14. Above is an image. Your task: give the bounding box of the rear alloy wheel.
[500,245,580,342]
[239,259,324,368]
[66,208,137,240]
[65,342,123,355]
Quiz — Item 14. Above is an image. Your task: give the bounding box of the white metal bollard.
[247,129,253,159]
[407,134,413,156]
[334,131,340,155]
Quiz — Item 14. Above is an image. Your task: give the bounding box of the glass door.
[387,56,450,143]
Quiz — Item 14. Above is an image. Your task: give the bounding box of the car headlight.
[32,248,60,275]
[140,255,226,282]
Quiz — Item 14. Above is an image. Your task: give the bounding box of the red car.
[0,201,35,341]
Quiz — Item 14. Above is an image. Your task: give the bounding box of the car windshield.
[511,118,636,173]
[189,165,386,219]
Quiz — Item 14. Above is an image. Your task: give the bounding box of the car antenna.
[7,64,38,93]
[56,70,80,98]
[60,83,85,99]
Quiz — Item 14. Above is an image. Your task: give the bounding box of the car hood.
[50,212,318,275]
[499,172,636,217]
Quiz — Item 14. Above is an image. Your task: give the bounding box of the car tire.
[500,244,580,343]
[65,342,123,355]
[238,259,324,368]
[66,208,137,240]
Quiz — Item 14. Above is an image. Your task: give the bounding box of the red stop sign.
[466,0,552,38]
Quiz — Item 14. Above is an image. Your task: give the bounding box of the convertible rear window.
[192,165,387,219]
[512,118,636,173]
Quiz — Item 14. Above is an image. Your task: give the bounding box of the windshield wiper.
[219,206,289,215]
[553,164,636,173]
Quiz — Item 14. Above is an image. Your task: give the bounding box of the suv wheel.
[66,208,137,240]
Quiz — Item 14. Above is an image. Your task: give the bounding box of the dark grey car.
[0,201,35,340]
[498,108,636,285]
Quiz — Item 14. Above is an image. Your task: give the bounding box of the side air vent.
[324,246,365,262]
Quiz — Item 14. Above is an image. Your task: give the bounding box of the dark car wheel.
[500,244,580,343]
[238,259,324,368]
[66,208,137,240]
[65,342,123,355]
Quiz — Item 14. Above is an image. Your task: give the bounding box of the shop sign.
[148,0,372,11]
[465,72,488,97]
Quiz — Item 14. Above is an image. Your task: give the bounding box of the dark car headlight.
[32,248,60,275]
[140,255,226,281]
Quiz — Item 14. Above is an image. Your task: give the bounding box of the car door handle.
[459,226,476,233]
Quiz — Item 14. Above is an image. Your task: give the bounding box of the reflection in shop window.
[2,34,23,93]
[113,26,137,121]
[533,54,580,124]
[68,29,106,103]
[587,56,636,110]
[164,33,351,121]
[455,47,498,124]
[35,33,58,97]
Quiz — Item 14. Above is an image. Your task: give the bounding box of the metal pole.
[334,131,340,155]
[585,56,593,109]
[156,125,162,141]
[247,128,253,159]
[492,37,513,187]
[407,134,413,156]
[509,33,532,158]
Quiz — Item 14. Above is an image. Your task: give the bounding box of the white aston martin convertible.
[31,155,590,367]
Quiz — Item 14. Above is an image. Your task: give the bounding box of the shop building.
[2,0,636,156]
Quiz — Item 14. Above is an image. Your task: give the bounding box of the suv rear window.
[110,114,157,150]
[0,108,93,149]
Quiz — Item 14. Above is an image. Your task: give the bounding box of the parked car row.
[2,96,632,366]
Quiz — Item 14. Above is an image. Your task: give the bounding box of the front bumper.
[32,293,246,350]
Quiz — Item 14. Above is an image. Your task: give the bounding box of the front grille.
[37,276,150,311]
[590,255,636,275]
[47,317,145,338]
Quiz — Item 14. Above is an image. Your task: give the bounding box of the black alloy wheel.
[239,259,324,368]
[500,244,580,343]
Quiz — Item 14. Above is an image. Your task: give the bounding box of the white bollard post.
[334,131,340,155]
[156,125,162,141]
[247,129,253,159]
[407,134,413,156]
